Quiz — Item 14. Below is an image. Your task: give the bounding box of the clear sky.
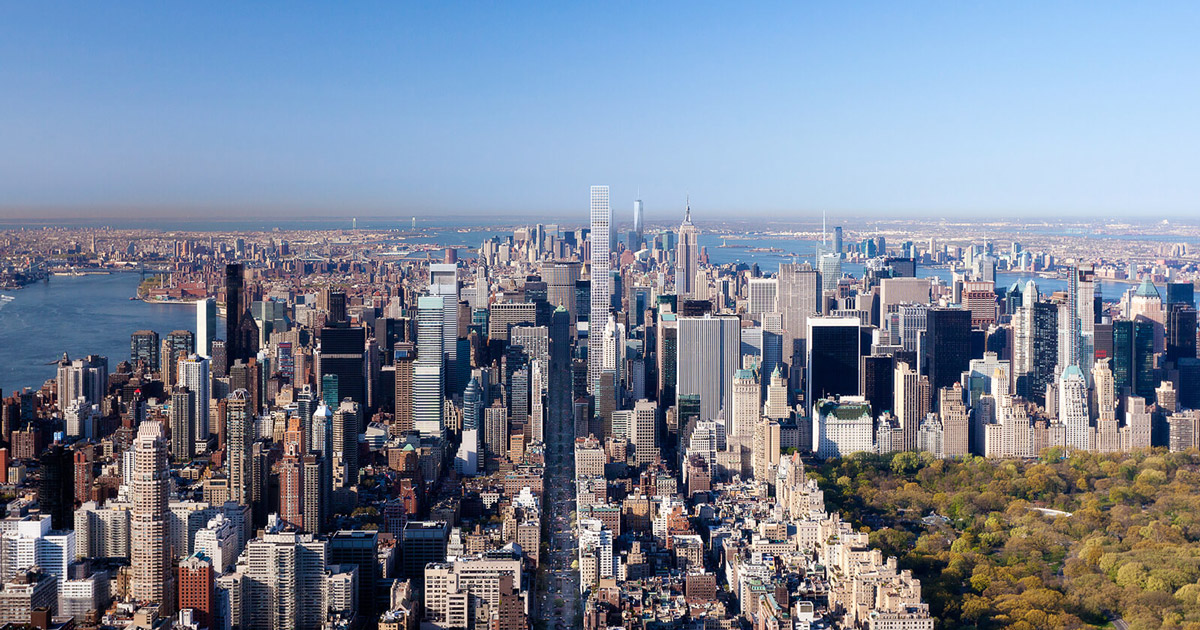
[2,2,1199,221]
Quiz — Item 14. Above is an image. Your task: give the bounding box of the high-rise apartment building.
[131,420,175,614]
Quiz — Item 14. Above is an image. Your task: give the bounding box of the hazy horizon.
[4,3,1200,219]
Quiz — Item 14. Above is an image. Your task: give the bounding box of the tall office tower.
[210,340,228,379]
[1167,305,1198,363]
[1059,365,1090,450]
[169,387,196,461]
[131,330,161,372]
[923,308,972,405]
[805,317,861,414]
[546,261,581,324]
[1166,281,1195,309]
[656,313,679,404]
[729,369,760,440]
[429,263,463,395]
[197,297,217,358]
[164,330,196,380]
[776,263,821,378]
[415,296,446,438]
[226,390,252,507]
[939,385,970,457]
[896,303,929,355]
[633,198,645,250]
[629,399,658,467]
[589,185,612,394]
[1012,281,1037,398]
[179,355,211,450]
[38,445,73,530]
[761,312,785,380]
[677,314,741,423]
[747,278,778,322]
[318,325,366,407]
[392,343,415,435]
[601,314,626,387]
[893,361,929,452]
[320,373,340,408]
[833,226,844,256]
[295,385,315,445]
[961,281,997,328]
[330,530,381,621]
[1029,300,1060,404]
[310,403,333,457]
[676,199,700,298]
[1126,278,1165,351]
[131,420,176,614]
[224,263,244,370]
[56,354,108,407]
[333,401,361,488]
[861,354,895,419]
[1113,319,1156,401]
[817,253,841,294]
[240,530,328,630]
[1092,358,1117,421]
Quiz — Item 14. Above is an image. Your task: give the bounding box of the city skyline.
[4,3,1200,218]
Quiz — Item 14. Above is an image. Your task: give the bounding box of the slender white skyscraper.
[588,185,611,393]
[633,198,644,250]
[196,297,216,358]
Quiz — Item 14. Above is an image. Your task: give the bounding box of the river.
[0,273,200,392]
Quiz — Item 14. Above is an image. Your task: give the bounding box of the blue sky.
[1,2,1198,220]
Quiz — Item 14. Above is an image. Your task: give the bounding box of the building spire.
[684,195,691,224]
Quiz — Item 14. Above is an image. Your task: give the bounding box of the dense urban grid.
[0,189,1199,630]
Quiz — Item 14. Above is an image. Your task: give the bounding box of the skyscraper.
[676,314,741,423]
[224,263,244,371]
[169,387,196,461]
[776,263,821,381]
[676,199,700,299]
[318,326,367,407]
[131,420,176,614]
[806,317,861,414]
[179,354,211,451]
[333,401,361,488]
[429,263,464,395]
[226,390,253,507]
[130,330,161,372]
[546,261,581,324]
[923,308,972,406]
[415,296,446,438]
[589,185,611,394]
[630,399,658,467]
[197,298,217,358]
[1059,365,1090,451]
[633,198,645,250]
